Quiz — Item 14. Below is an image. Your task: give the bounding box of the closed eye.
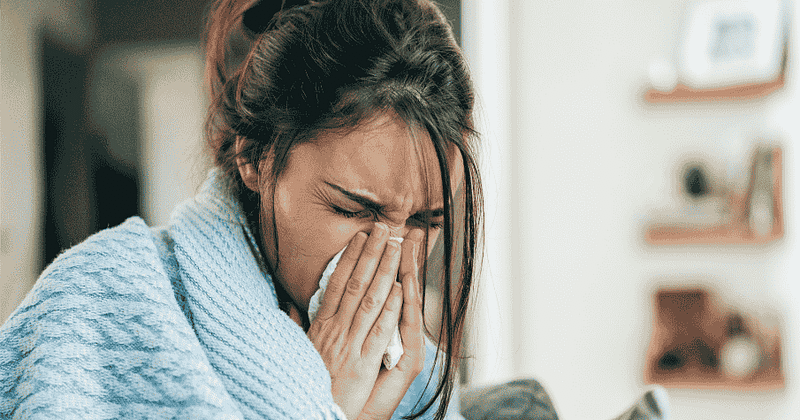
[331,205,378,221]
[333,205,443,230]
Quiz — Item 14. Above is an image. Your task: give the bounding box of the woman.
[0,0,481,419]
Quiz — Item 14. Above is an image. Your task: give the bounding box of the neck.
[274,279,309,330]
[239,181,310,331]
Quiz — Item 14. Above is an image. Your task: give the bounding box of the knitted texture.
[0,217,245,420]
[0,169,461,420]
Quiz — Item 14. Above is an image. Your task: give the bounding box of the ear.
[235,136,260,192]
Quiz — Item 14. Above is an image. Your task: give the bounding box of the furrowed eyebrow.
[324,181,385,211]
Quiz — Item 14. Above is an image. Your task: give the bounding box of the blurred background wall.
[1,0,214,324]
[462,0,800,419]
[2,0,799,419]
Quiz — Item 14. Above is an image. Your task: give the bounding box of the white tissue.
[307,238,404,370]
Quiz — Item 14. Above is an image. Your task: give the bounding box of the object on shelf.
[684,164,711,199]
[644,288,784,390]
[644,0,789,102]
[678,0,788,89]
[746,147,776,237]
[720,313,763,379]
[648,57,680,93]
[645,145,783,245]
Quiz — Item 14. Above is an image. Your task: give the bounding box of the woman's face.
[251,112,462,312]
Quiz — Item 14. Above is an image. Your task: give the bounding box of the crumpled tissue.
[307,238,404,369]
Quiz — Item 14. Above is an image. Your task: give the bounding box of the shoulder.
[0,217,241,419]
[6,217,173,323]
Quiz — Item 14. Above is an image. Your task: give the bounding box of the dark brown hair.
[204,1,483,418]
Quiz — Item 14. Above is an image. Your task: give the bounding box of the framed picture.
[678,0,788,89]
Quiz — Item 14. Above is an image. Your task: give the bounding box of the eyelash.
[332,207,377,221]
[331,206,444,230]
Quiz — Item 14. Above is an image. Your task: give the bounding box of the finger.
[350,239,402,344]
[315,231,368,321]
[396,272,424,374]
[361,282,403,364]
[400,273,423,332]
[398,229,423,283]
[337,222,390,321]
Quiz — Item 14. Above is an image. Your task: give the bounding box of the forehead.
[305,112,458,206]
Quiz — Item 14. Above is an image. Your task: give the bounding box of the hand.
[358,229,426,420]
[307,223,426,420]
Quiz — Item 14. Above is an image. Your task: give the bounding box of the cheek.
[272,186,370,307]
[273,182,362,249]
[270,187,326,304]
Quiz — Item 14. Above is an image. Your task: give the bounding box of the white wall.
[0,0,90,323]
[462,0,800,419]
[461,0,517,387]
[1,0,42,325]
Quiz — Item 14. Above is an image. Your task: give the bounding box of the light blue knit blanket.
[0,169,459,420]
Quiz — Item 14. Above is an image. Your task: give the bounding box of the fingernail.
[386,240,400,255]
[354,231,368,243]
[374,222,388,237]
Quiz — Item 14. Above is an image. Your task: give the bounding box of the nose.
[385,223,409,240]
[367,221,409,240]
[383,194,414,239]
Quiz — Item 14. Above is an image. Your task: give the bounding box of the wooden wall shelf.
[645,222,781,245]
[644,74,785,103]
[645,289,785,391]
[645,147,783,245]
